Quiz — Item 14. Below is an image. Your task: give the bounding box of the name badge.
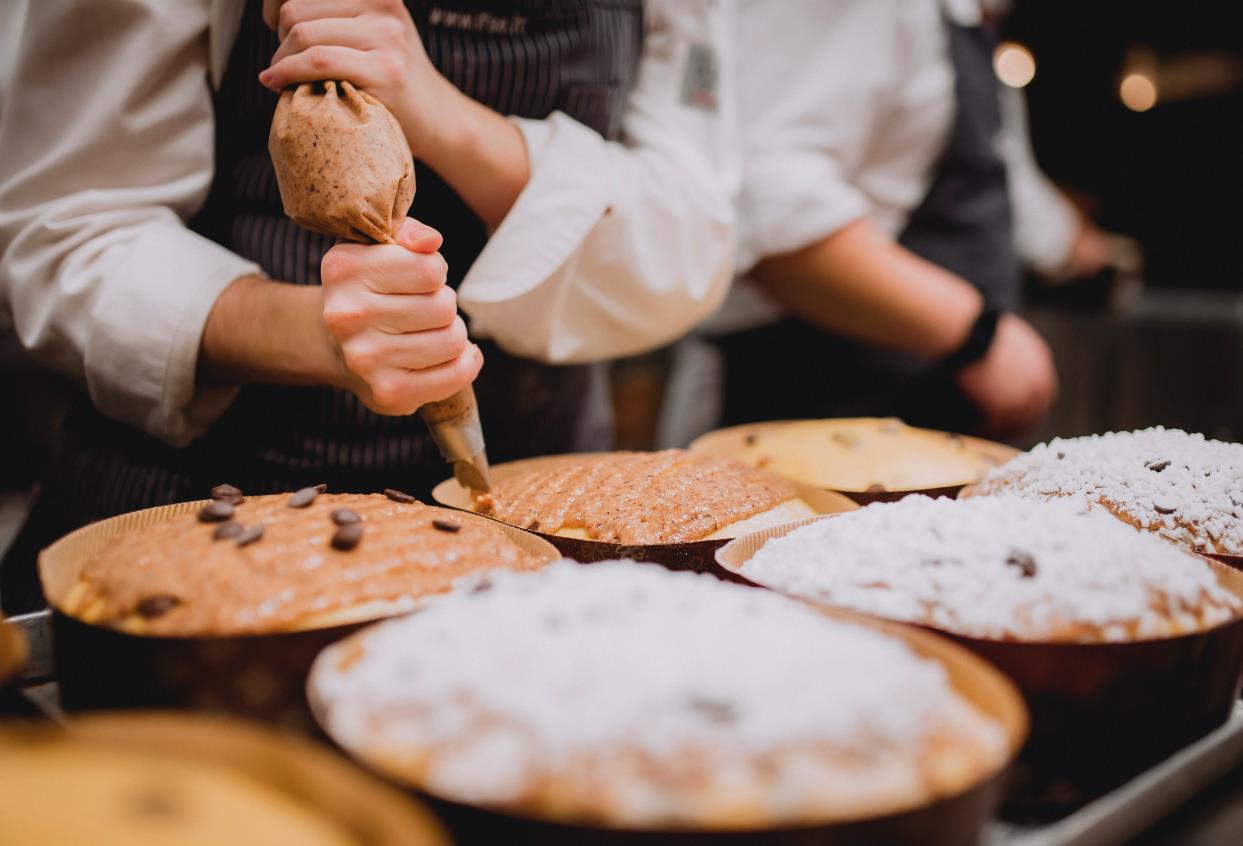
[680,42,720,113]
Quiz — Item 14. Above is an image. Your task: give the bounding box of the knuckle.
[446,316,469,351]
[308,45,332,72]
[454,348,480,381]
[278,1,300,32]
[321,292,362,334]
[418,252,449,290]
[430,286,457,323]
[381,15,405,42]
[342,339,381,373]
[286,21,309,49]
[320,249,352,284]
[368,376,403,412]
[377,52,403,84]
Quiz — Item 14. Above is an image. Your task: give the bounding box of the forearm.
[750,219,983,359]
[199,275,343,387]
[421,78,529,230]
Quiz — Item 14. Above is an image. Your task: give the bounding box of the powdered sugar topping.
[312,562,1001,811]
[978,428,1243,555]
[741,496,1238,641]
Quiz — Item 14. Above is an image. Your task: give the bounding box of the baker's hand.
[260,0,448,158]
[955,314,1057,437]
[1064,219,1114,279]
[320,218,482,415]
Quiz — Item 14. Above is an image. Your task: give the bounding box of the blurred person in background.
[662,0,1075,448]
[0,0,737,612]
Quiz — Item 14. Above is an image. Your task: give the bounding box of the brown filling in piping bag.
[269,80,491,492]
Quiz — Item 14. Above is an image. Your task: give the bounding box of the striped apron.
[1,0,643,613]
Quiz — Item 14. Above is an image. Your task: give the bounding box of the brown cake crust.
[475,450,798,544]
[66,493,543,636]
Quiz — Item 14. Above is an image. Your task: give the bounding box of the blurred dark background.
[1002,0,1243,444]
[1008,0,1243,294]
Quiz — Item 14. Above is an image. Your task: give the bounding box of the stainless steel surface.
[987,701,1243,846]
[10,609,51,682]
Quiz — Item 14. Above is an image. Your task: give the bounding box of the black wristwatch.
[936,305,1002,374]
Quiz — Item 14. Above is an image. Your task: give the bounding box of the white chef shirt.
[708,0,1077,334]
[0,0,737,446]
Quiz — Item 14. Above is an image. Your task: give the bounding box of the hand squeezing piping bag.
[268,79,491,492]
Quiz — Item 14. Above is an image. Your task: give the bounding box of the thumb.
[396,218,444,253]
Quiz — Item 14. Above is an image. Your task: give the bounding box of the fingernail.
[397,218,442,250]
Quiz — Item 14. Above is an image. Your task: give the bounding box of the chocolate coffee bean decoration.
[331,508,361,525]
[211,483,244,503]
[212,521,244,541]
[288,486,320,508]
[136,594,181,618]
[384,488,416,504]
[432,519,461,533]
[331,522,364,550]
[197,501,234,523]
[236,525,265,547]
[1006,551,1038,579]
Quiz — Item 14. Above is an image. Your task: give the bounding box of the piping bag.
[269,80,491,492]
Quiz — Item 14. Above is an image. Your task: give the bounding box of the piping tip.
[452,451,492,494]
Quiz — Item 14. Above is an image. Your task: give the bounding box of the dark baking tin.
[38,499,559,734]
[716,517,1243,820]
[416,781,1006,846]
[0,616,30,714]
[309,606,1027,846]
[0,616,26,688]
[431,454,858,582]
[1209,552,1243,573]
[688,419,1018,506]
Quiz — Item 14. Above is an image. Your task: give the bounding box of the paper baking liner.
[689,420,1018,505]
[716,516,1243,819]
[0,617,26,688]
[0,711,448,844]
[308,606,1026,846]
[432,454,857,582]
[37,499,559,732]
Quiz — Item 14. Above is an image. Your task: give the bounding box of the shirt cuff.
[457,112,611,312]
[87,225,264,446]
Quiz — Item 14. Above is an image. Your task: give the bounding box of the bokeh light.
[994,42,1036,88]
[1120,72,1158,111]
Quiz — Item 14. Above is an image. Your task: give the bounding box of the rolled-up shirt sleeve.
[456,0,738,364]
[0,0,262,446]
[733,0,884,273]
